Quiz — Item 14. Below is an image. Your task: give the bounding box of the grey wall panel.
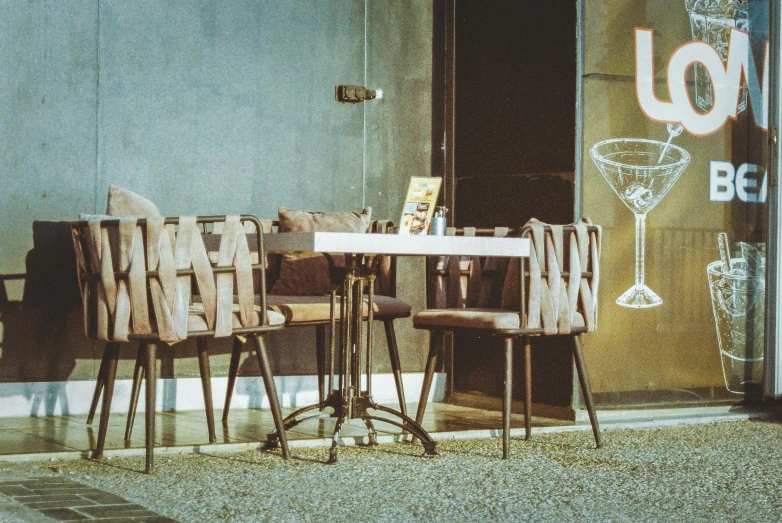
[0,1,98,273]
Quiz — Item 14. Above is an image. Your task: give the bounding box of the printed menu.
[398,177,442,235]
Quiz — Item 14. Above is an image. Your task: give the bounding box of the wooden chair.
[72,215,289,472]
[413,218,602,458]
[222,219,412,423]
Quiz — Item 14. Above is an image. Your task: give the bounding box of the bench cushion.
[266,294,411,324]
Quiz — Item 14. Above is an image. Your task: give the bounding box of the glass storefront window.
[579,0,770,406]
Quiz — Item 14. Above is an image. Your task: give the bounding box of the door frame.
[765,0,782,396]
[431,0,456,225]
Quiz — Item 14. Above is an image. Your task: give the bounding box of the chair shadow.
[0,221,89,417]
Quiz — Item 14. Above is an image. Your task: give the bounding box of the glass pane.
[580,0,770,405]
[365,2,434,223]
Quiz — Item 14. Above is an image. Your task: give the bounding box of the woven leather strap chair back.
[414,218,602,458]
[508,218,600,335]
[73,215,275,342]
[72,215,289,473]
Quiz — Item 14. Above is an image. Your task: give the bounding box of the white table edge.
[263,231,530,257]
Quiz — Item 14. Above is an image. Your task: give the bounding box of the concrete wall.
[0,0,433,407]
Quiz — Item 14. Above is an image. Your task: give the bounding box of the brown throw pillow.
[270,207,372,295]
[277,207,372,233]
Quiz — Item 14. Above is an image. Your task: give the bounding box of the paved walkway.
[0,476,174,521]
[1,417,781,522]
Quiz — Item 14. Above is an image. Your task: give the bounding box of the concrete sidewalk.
[1,417,782,522]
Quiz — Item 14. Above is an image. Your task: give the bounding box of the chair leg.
[143,342,157,474]
[87,342,116,425]
[415,330,442,426]
[522,335,532,441]
[92,342,120,459]
[573,335,602,448]
[383,320,407,417]
[125,343,144,443]
[443,331,454,403]
[252,335,290,459]
[502,337,513,459]
[316,324,327,408]
[196,338,217,444]
[222,337,244,423]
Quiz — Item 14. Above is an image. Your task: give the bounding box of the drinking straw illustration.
[657,124,684,163]
[718,232,732,272]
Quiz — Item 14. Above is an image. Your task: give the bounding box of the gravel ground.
[2,419,782,522]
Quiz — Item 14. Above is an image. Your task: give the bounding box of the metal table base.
[266,392,438,463]
[266,253,438,462]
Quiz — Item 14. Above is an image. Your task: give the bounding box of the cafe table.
[262,231,531,462]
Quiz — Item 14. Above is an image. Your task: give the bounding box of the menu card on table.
[398,177,442,235]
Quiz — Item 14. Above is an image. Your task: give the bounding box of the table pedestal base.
[265,393,438,463]
[264,252,438,463]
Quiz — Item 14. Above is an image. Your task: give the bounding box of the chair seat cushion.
[187,304,286,333]
[266,294,411,324]
[414,308,586,332]
[414,308,521,330]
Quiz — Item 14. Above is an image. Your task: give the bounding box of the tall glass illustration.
[684,0,749,112]
[590,136,690,308]
[707,237,765,394]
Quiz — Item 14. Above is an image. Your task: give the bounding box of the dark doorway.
[432,1,579,415]
[453,1,576,227]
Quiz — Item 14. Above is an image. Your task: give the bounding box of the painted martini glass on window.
[590,129,690,308]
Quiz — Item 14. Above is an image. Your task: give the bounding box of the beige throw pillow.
[106,185,161,218]
[270,207,372,295]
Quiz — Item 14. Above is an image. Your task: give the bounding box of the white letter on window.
[710,161,735,202]
[735,163,759,203]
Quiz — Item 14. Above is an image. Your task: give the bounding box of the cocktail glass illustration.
[707,239,764,394]
[590,136,690,308]
[685,0,749,112]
